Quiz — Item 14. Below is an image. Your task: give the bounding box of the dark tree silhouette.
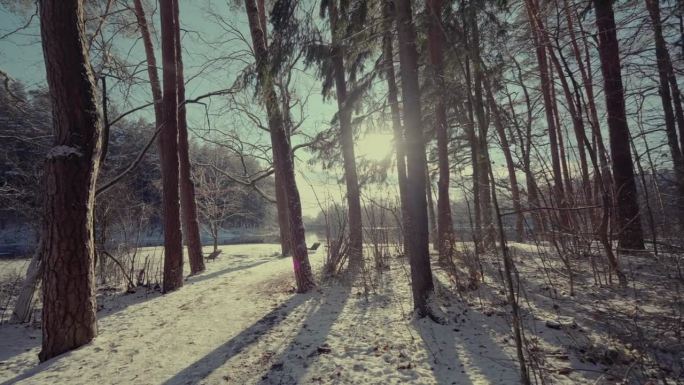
[394,0,435,316]
[593,0,645,251]
[159,0,184,292]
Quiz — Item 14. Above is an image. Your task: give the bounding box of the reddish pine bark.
[38,0,100,361]
[244,0,315,292]
[172,0,205,274]
[160,0,184,292]
[133,0,162,122]
[275,170,292,256]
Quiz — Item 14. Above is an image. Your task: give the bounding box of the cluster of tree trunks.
[426,0,456,266]
[135,0,206,293]
[244,0,315,292]
[31,0,679,363]
[327,0,364,272]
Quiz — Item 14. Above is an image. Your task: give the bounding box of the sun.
[356,132,395,162]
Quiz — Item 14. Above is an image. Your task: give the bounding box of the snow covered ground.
[0,241,676,384]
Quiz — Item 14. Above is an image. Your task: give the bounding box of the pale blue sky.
[0,1,362,217]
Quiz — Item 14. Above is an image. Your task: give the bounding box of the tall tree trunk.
[381,0,409,253]
[254,0,291,257]
[574,8,613,229]
[244,0,315,292]
[160,0,184,292]
[524,0,566,226]
[645,0,684,225]
[426,0,455,262]
[593,0,645,250]
[134,0,191,282]
[394,0,435,316]
[483,79,524,242]
[38,0,101,361]
[11,241,43,323]
[426,169,439,249]
[275,170,291,256]
[531,0,591,205]
[561,1,597,205]
[173,0,205,274]
[132,0,162,123]
[328,0,364,271]
[467,6,495,247]
[511,58,545,236]
[549,67,574,203]
[463,55,483,252]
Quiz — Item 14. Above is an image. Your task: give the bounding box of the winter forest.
[0,0,683,383]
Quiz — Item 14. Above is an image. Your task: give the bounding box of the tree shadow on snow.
[97,256,274,320]
[415,277,520,385]
[0,323,40,366]
[159,292,311,385]
[255,281,352,385]
[186,259,272,285]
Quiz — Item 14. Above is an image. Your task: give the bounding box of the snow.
[1,241,674,384]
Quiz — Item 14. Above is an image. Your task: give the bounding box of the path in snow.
[0,243,598,384]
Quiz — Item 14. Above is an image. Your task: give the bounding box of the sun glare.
[356,132,394,162]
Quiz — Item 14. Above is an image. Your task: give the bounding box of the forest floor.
[0,242,682,384]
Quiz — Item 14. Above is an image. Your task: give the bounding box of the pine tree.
[38,0,101,361]
[394,0,435,316]
[159,0,184,292]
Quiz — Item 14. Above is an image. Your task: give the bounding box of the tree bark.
[244,0,315,292]
[483,78,524,242]
[394,0,435,316]
[573,8,613,227]
[11,241,42,323]
[531,0,591,205]
[644,0,684,225]
[467,6,495,247]
[511,60,545,236]
[275,170,291,256]
[328,0,364,271]
[173,0,205,274]
[254,0,291,257]
[524,0,566,225]
[38,0,101,361]
[550,66,575,204]
[426,0,455,262]
[160,0,184,292]
[381,0,409,253]
[132,0,162,124]
[593,0,645,250]
[426,169,439,249]
[463,54,483,251]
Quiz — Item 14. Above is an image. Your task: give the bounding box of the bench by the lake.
[205,249,222,261]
